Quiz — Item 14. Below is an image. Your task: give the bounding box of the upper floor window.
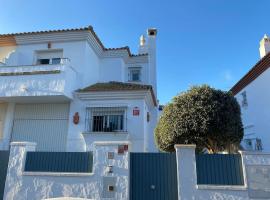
[85,107,127,133]
[35,49,63,65]
[37,58,61,65]
[128,67,141,82]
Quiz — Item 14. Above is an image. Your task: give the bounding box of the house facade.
[0,26,158,152]
[231,34,270,152]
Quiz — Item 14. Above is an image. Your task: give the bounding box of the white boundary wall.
[3,141,129,200]
[175,145,270,200]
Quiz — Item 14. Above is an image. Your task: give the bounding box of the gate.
[0,151,10,200]
[130,153,178,200]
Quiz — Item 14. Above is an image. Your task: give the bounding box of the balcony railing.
[0,58,77,99]
[0,58,76,76]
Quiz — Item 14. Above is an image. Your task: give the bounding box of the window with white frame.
[35,50,63,65]
[128,67,141,82]
[85,107,127,132]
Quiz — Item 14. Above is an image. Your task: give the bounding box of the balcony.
[0,58,77,101]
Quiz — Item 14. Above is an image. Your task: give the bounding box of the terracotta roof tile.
[230,52,270,95]
[77,81,157,106]
[77,81,153,92]
[0,26,148,57]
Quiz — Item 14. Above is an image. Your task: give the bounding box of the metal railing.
[85,107,127,133]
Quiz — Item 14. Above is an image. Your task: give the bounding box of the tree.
[155,85,243,153]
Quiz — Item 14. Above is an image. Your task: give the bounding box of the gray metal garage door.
[11,103,69,151]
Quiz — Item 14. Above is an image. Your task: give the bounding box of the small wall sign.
[133,107,140,116]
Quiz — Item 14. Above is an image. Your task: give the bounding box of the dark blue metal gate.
[130,153,178,200]
[0,151,10,200]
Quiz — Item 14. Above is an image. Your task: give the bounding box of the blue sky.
[1,0,270,104]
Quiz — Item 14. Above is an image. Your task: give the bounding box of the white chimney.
[147,28,157,96]
[138,35,148,54]
[259,34,270,58]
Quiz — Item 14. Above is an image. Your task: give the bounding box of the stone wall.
[3,141,129,200]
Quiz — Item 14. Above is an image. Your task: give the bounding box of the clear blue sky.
[1,0,270,104]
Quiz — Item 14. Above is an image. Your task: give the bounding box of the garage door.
[11,104,69,151]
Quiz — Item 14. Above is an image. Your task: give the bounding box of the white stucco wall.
[0,31,158,153]
[4,141,129,200]
[66,95,150,152]
[0,64,77,99]
[235,68,270,152]
[175,145,270,200]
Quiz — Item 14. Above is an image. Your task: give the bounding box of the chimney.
[138,35,148,54]
[259,34,270,58]
[147,28,157,96]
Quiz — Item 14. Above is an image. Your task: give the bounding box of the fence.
[24,151,93,173]
[0,151,9,200]
[196,154,244,185]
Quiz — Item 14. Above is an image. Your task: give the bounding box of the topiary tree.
[155,85,243,153]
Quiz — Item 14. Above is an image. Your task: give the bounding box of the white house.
[0,26,158,152]
[231,34,270,152]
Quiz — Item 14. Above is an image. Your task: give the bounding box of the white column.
[2,102,15,150]
[175,144,197,200]
[4,142,36,200]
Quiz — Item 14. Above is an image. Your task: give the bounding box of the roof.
[230,52,270,95]
[0,26,147,57]
[77,81,157,106]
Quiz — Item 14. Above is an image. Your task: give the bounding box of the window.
[86,107,127,132]
[52,58,61,64]
[37,59,50,65]
[35,49,63,65]
[37,58,61,65]
[128,67,141,82]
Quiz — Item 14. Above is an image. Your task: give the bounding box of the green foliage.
[155,85,243,153]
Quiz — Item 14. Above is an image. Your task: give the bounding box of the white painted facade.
[234,35,270,152]
[235,69,270,152]
[0,26,158,152]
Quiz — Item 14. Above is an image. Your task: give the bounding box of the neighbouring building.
[0,26,158,153]
[231,34,270,152]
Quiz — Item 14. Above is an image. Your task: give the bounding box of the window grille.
[85,107,127,133]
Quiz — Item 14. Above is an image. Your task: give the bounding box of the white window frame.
[128,67,141,82]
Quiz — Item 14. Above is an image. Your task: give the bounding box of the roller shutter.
[11,103,69,151]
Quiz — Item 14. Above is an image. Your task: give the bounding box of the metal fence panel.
[0,151,10,200]
[196,154,244,185]
[130,153,178,200]
[24,152,93,173]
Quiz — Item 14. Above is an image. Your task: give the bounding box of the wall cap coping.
[10,142,37,147]
[239,150,270,155]
[23,172,94,177]
[196,184,247,191]
[94,141,130,146]
[45,198,94,200]
[174,144,196,149]
[82,131,128,135]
